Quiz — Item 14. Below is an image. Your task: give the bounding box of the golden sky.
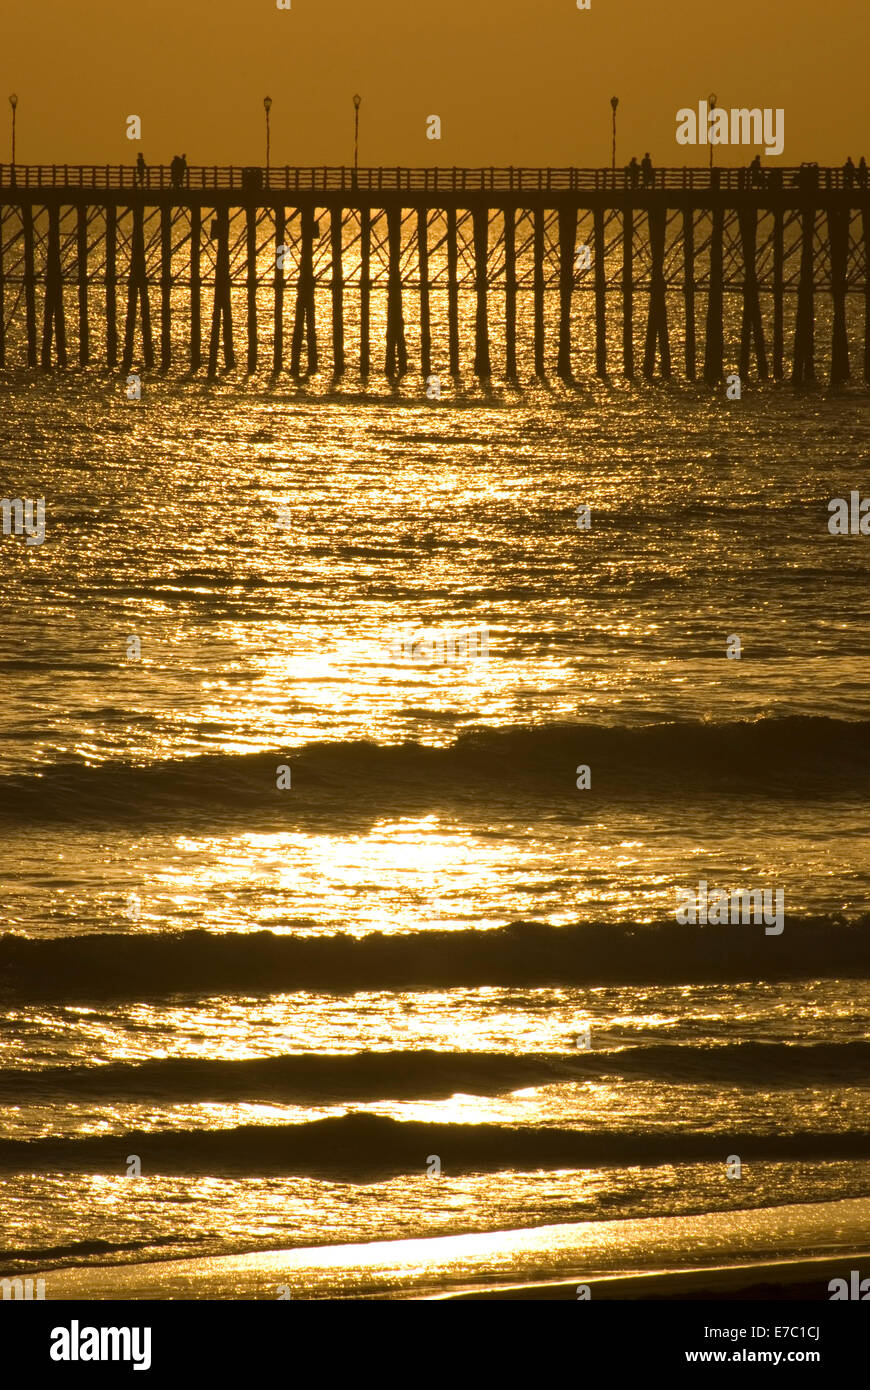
[3,0,868,167]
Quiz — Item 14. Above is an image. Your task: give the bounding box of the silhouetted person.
[136,152,146,187]
[170,155,181,187]
[749,154,762,188]
[627,156,640,189]
[859,157,868,189]
[181,153,188,187]
[640,152,653,188]
[843,156,856,189]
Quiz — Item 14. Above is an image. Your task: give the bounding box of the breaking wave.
[1,916,868,1001]
[1,716,868,824]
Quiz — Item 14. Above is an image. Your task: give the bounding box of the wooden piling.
[330,206,345,377]
[703,206,724,383]
[772,207,784,379]
[39,213,53,369]
[827,207,850,385]
[557,204,577,379]
[594,206,606,378]
[290,203,317,376]
[304,209,318,372]
[273,205,285,374]
[447,207,460,375]
[245,205,258,373]
[738,206,768,380]
[122,202,154,373]
[418,207,431,380]
[208,205,234,376]
[682,208,695,380]
[76,205,89,365]
[105,203,117,368]
[622,206,634,379]
[644,204,671,378]
[360,207,371,378]
[41,203,67,368]
[473,206,491,378]
[791,207,815,384]
[190,204,201,370]
[22,203,37,367]
[533,207,545,376]
[160,205,172,369]
[290,210,304,376]
[53,209,68,366]
[385,204,407,378]
[504,207,517,380]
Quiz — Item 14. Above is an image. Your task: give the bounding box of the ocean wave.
[0,715,868,824]
[0,1112,867,1179]
[1,917,868,1001]
[0,1235,199,1266]
[1,1042,867,1104]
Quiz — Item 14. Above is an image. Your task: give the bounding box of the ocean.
[1,341,869,1296]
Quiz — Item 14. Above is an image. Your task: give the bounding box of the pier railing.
[0,164,864,193]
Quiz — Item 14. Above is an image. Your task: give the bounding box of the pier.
[0,164,868,384]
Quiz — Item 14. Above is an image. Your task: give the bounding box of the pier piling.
[473,206,491,378]
[76,205,89,365]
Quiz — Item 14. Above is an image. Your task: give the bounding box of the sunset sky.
[3,0,867,167]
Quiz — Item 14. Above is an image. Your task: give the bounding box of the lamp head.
[263,95,272,113]
[9,93,18,110]
[610,96,619,111]
[353,94,361,110]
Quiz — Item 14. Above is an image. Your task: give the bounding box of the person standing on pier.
[843,156,856,189]
[626,156,640,188]
[859,157,868,189]
[641,152,654,188]
[136,152,146,187]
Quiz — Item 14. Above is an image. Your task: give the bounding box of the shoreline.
[19,1195,870,1301]
[432,1252,870,1300]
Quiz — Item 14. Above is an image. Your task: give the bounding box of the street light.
[610,96,619,181]
[263,95,272,183]
[9,93,17,172]
[353,94,361,180]
[708,92,717,171]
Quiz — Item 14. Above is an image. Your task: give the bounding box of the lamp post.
[610,96,619,184]
[263,95,272,184]
[708,92,717,171]
[353,94,361,182]
[9,93,17,176]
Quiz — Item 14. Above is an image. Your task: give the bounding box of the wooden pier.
[0,164,868,384]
